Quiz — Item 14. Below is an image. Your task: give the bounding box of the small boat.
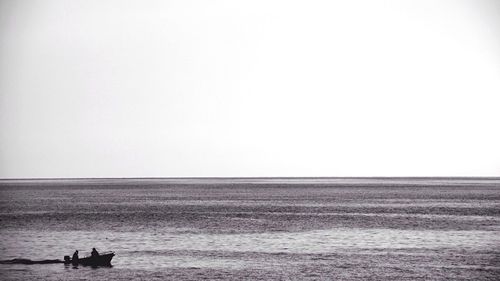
[64,252,115,266]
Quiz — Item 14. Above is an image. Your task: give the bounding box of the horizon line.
[1,176,500,181]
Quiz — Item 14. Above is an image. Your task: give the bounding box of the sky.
[1,0,499,178]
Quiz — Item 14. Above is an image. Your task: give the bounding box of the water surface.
[1,178,499,280]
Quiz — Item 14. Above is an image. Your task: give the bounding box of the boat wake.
[0,258,64,264]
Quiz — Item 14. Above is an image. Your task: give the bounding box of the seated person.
[91,248,99,258]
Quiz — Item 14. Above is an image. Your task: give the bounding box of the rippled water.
[1,178,499,280]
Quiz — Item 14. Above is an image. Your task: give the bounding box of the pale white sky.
[1,0,499,178]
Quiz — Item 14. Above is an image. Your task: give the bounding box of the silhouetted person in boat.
[72,250,79,265]
[91,248,99,258]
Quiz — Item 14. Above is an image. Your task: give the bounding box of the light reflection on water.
[3,228,498,261]
[2,227,499,279]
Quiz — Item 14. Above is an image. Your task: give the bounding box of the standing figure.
[72,250,79,265]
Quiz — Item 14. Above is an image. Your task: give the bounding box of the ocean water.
[0,178,499,280]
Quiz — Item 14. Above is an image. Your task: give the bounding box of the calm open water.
[1,178,499,280]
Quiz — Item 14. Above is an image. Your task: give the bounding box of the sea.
[0,178,499,280]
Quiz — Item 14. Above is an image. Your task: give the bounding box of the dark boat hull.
[67,253,114,266]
